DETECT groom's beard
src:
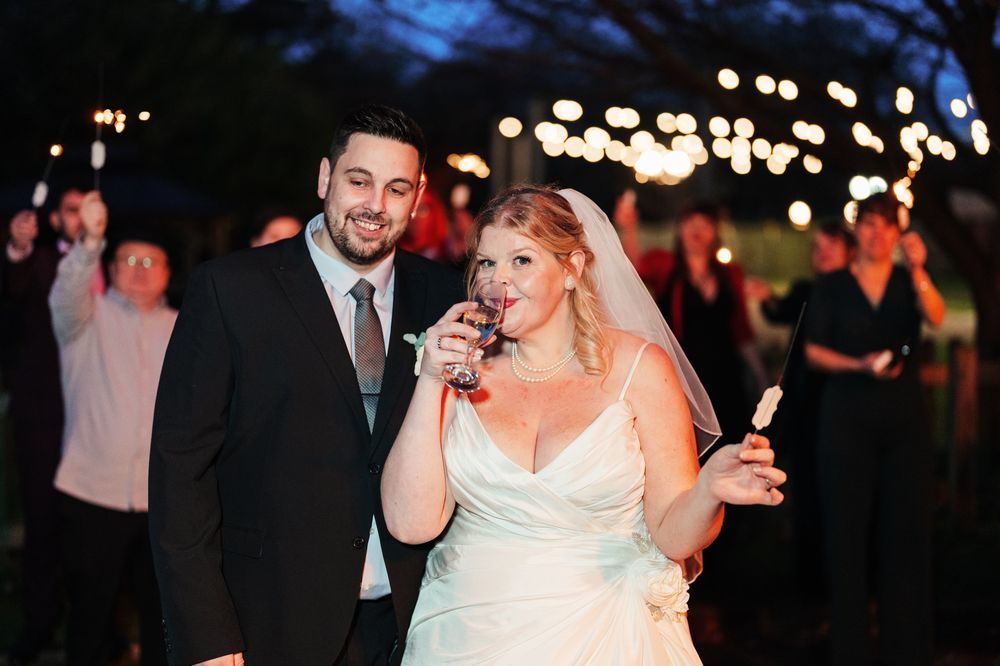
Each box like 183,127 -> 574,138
323,204 -> 406,266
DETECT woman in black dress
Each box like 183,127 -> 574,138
805,194 -> 945,665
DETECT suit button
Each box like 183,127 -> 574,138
369,463 -> 382,475
353,536 -> 367,549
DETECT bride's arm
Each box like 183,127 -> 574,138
631,345 -> 721,560
632,345 -> 785,561
381,301 -> 478,544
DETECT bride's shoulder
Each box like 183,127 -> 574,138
606,329 -> 672,372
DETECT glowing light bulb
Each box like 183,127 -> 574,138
778,80 -> 798,100
718,68 -> 739,90
788,201 -> 811,228
708,116 -> 730,138
755,75 -> 776,94
552,100 -> 583,121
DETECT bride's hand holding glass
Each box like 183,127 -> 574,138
419,300 -> 482,380
441,281 -> 506,392
420,282 -> 506,392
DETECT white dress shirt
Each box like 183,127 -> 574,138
304,214 -> 394,600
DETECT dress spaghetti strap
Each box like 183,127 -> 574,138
618,342 -> 652,401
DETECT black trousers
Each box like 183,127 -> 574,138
8,414 -> 63,659
817,386 -> 933,666
335,596 -> 399,666
58,493 -> 168,666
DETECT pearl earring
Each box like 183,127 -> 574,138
565,276 -> 575,290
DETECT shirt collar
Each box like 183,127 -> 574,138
304,213 -> 395,297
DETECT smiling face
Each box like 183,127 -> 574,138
474,225 -> 579,339
315,133 -> 424,272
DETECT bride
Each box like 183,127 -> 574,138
381,186 -> 786,664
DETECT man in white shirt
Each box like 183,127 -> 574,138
51,191 -> 175,665
150,104 -> 464,665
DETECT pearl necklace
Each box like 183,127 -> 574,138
510,342 -> 577,383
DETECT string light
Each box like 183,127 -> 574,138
565,136 -> 586,157
498,117 -> 523,138
718,68 -> 739,89
605,107 -> 624,127
630,130 -> 655,151
552,100 -> 583,121
896,87 -> 914,114
675,113 -> 697,134
708,116 -> 730,138
605,140 -> 625,161
619,108 -> 640,129
583,127 -> 611,149
777,80 -> 798,100
542,141 -> 565,157
712,137 -> 733,159
788,201 -> 811,228
733,118 -> 755,138
807,124 -> 826,144
656,112 -> 677,133
755,75 -> 776,94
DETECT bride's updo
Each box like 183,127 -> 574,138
466,184 -> 609,375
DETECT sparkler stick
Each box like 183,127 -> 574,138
32,117 -> 68,209
751,302 -> 807,433
92,64 -> 106,191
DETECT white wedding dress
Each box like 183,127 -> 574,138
404,345 -> 702,665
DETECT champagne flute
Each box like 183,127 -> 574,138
442,281 -> 506,392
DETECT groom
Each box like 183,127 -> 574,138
149,104 -> 463,665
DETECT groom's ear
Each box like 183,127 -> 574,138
316,157 -> 332,200
408,173 -> 428,219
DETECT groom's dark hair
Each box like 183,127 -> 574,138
328,104 -> 427,171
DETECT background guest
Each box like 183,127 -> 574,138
399,187 -> 449,261
1,187 -> 102,664
805,193 -> 944,665
249,209 -> 303,248
618,196 -> 768,443
49,191 -> 175,666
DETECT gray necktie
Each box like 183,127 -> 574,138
349,279 -> 385,433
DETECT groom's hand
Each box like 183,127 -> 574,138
194,654 -> 244,666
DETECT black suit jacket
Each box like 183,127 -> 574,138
0,242 -> 65,420
149,232 -> 463,665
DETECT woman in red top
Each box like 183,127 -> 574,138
619,197 -> 766,443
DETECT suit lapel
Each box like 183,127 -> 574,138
271,236 -> 369,434
370,255 -> 426,457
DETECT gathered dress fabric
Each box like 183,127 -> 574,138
404,345 -> 701,665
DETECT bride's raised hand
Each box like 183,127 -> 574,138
420,301 -> 482,380
699,433 -> 786,506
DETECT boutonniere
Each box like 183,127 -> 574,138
402,331 -> 427,376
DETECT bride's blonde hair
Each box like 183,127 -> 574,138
465,185 -> 609,376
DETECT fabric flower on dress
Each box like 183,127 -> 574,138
403,331 -> 427,376
630,531 -> 691,622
